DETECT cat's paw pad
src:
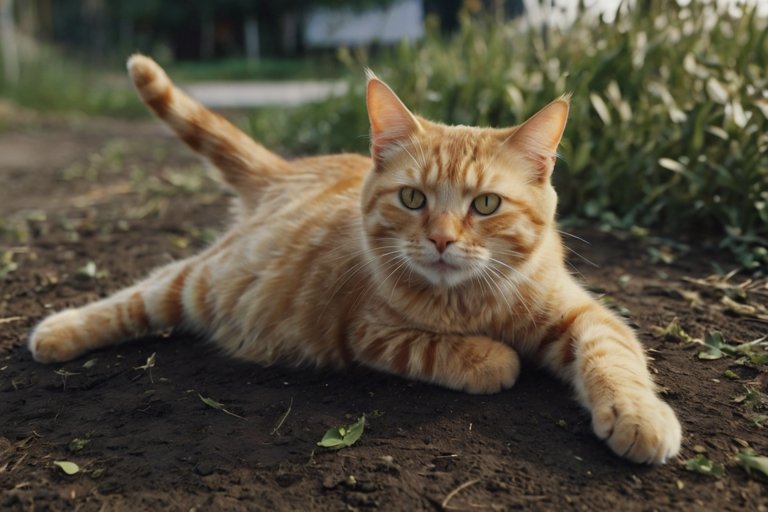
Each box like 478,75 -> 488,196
29,309 -> 86,363
592,392 -> 682,464
461,340 -> 520,395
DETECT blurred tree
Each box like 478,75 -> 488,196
0,0 -> 19,84
18,0 -> 402,61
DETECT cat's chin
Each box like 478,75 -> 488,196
416,261 -> 473,288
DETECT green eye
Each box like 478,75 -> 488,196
472,193 -> 501,215
399,187 -> 426,210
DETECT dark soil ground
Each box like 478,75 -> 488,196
1,107 -> 767,511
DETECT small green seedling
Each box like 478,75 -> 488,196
698,332 -> 768,363
683,455 -> 724,477
698,331 -> 728,360
317,415 -> 365,450
198,393 -> 245,420
737,451 -> 768,478
68,438 -> 89,453
134,352 -> 156,382
53,460 -> 80,475
134,352 -> 156,371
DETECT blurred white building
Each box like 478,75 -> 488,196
305,0 -> 424,48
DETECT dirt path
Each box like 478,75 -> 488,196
0,114 -> 766,511
182,80 -> 348,108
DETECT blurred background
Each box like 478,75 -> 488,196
0,0 -> 766,269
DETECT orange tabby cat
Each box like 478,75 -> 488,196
29,55 -> 681,464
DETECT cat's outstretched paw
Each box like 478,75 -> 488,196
29,309 -> 86,363
459,339 -> 520,395
592,392 -> 682,464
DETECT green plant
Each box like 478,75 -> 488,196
0,46 -> 144,117
249,1 -> 768,268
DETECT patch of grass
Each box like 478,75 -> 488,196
248,1 -> 768,268
0,46 -> 144,117
166,56 -> 345,82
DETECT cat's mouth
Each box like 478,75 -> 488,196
429,260 -> 458,272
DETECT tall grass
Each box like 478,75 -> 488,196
249,1 -> 768,269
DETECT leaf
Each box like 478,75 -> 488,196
751,414 -> 768,428
698,331 -> 728,360
705,77 -> 729,104
0,250 -> 18,280
68,438 -> 89,453
721,296 -> 758,317
737,451 -> 768,478
658,158 -> 687,174
77,261 -> 98,280
653,317 -> 693,343
317,415 -> 366,450
53,460 -> 80,475
198,393 -> 245,420
589,93 -> 612,125
683,455 -> 724,477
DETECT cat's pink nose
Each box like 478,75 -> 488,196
429,235 -> 455,253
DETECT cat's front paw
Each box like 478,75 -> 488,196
592,392 -> 682,464
459,339 -> 520,395
29,309 -> 87,363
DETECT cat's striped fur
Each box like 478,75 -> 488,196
29,55 -> 681,464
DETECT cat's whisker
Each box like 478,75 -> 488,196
485,259 -> 535,322
479,265 -> 513,314
563,245 -> 600,268
387,258 -> 412,302
322,250 -> 406,317
558,230 -> 591,245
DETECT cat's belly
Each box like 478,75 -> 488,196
194,205 -> 366,368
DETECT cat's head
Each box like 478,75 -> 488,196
360,72 -> 569,289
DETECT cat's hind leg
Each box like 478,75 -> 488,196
29,259 -> 199,363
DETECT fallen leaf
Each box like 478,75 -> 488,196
736,451 -> 768,478
683,455 -> 724,477
317,416 -> 365,450
53,460 -> 80,475
68,438 -> 89,453
653,317 -> 693,343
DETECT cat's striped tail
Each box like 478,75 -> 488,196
127,54 -> 289,208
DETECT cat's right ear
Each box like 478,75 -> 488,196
365,70 -> 422,163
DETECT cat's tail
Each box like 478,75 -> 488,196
127,54 -> 289,208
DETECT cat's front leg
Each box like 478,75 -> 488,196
537,296 -> 682,464
350,321 -> 520,394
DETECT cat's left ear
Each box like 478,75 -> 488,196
507,95 -> 570,182
366,70 -> 423,163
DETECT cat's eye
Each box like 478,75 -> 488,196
472,193 -> 501,215
399,187 -> 426,210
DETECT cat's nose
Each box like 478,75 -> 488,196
429,235 -> 455,253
